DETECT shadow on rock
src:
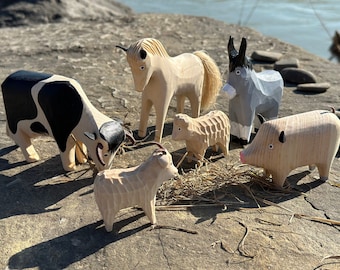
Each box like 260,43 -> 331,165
7,216 -> 149,270
0,155 -> 93,219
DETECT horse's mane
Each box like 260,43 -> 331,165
128,38 -> 169,59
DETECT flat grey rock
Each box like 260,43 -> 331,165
274,58 -> 300,71
296,82 -> 330,93
280,67 -> 317,84
251,50 -> 283,62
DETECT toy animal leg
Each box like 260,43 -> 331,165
103,209 -> 118,232
10,127 -> 40,162
187,94 -> 200,118
153,99 -> 171,142
316,163 -> 330,181
138,98 -> 153,138
217,143 -> 229,156
59,136 -> 77,171
143,198 -> 156,225
75,141 -> 88,164
176,95 -> 186,113
270,170 -> 289,189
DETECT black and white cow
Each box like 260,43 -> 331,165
1,70 -> 129,171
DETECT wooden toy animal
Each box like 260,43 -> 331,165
222,36 -> 283,144
172,110 -> 230,162
117,38 -> 222,142
94,143 -> 178,232
240,110 -> 340,188
1,70 -> 131,171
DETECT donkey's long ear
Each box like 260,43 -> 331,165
228,36 -> 238,59
239,37 -> 247,64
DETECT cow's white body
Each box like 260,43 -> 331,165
240,110 -> 340,188
172,110 -> 230,162
94,148 -> 178,232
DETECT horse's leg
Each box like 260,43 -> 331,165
187,92 -> 201,118
138,97 -> 153,138
176,95 -> 186,113
153,97 -> 171,142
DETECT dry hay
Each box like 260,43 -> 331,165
156,159 -> 271,207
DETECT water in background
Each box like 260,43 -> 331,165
118,0 -> 340,61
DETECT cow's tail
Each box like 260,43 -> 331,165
194,50 -> 222,111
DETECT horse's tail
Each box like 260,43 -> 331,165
194,50 -> 222,111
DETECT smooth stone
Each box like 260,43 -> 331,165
251,50 -> 283,62
280,67 -> 317,84
274,58 -> 300,71
296,82 -> 330,93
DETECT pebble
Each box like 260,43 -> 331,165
296,82 -> 330,93
274,58 -> 299,71
251,50 -> 283,62
280,67 -> 317,84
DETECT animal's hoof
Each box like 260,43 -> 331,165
27,154 -> 40,162
63,163 -> 77,171
138,130 -> 147,138
319,176 -> 328,182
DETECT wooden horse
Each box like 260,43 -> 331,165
222,36 -> 283,144
117,38 -> 222,142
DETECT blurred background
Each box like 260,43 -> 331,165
117,0 -> 340,61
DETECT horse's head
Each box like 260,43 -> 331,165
222,36 -> 254,99
117,38 -> 169,92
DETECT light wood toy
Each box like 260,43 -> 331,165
172,110 -> 230,162
116,38 -> 222,142
1,70 -> 132,171
222,36 -> 283,144
240,110 -> 340,188
94,143 -> 178,232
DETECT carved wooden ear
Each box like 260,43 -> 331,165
140,49 -> 147,59
239,37 -> 247,64
257,114 -> 266,125
228,36 -> 237,58
157,153 -> 169,168
116,45 -> 128,52
84,132 -> 96,141
279,131 -> 286,143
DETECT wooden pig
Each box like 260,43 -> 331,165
172,110 -> 230,162
116,38 -> 222,142
94,144 -> 178,232
1,70 -> 130,171
240,110 -> 340,188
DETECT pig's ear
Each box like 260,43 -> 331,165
279,131 -> 286,143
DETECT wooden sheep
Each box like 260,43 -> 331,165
222,36 -> 283,144
240,110 -> 340,188
94,144 -> 178,232
116,38 -> 222,142
1,70 -> 132,171
172,110 -> 230,162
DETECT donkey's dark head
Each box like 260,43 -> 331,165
228,36 -> 252,72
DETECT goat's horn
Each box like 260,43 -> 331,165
116,45 -> 128,52
149,141 -> 164,149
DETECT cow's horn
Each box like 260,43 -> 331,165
116,45 -> 128,52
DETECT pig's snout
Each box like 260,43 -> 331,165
240,151 -> 246,163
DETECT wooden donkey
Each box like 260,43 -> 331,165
117,38 -> 222,142
222,36 -> 283,145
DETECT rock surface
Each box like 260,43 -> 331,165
280,67 -> 318,84
251,50 -> 283,62
0,2 -> 340,270
274,58 -> 300,71
296,82 -> 331,93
